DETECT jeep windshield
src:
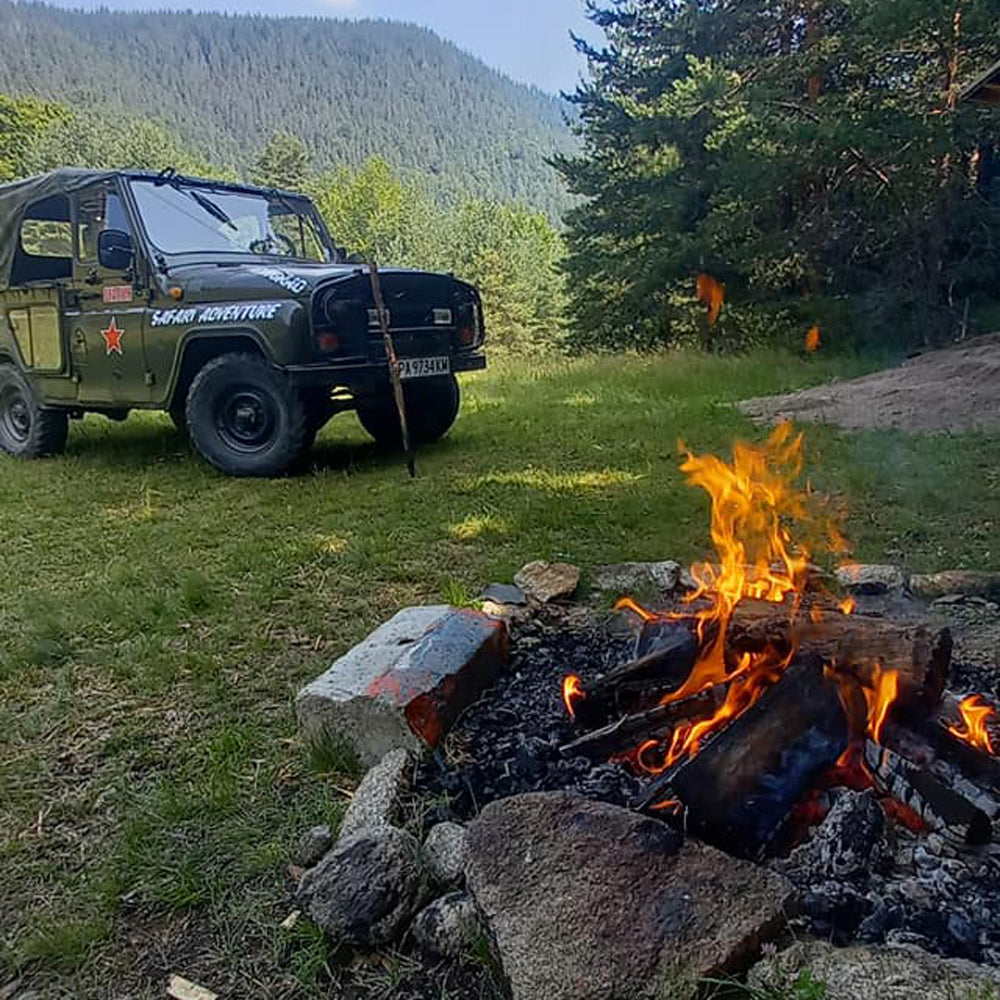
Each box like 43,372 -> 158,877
129,178 -> 334,262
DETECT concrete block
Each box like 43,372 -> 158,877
296,606 -> 508,768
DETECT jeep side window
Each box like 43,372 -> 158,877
77,186 -> 134,265
12,195 -> 73,285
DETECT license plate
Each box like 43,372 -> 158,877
398,356 -> 450,380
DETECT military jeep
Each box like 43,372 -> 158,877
0,168 -> 486,476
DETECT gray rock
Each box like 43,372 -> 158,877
749,940 -> 1000,1000
296,605 -> 508,768
338,748 -> 411,842
480,583 -> 527,605
410,891 -> 481,960
836,564 -> 906,594
592,561 -> 682,595
423,821 -> 468,886
910,570 -> 1000,601
297,826 -> 426,949
297,825 -> 334,868
465,792 -> 796,1000
513,561 -> 580,603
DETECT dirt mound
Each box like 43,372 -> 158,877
739,335 -> 1000,433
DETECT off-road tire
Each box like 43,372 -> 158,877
356,374 -> 460,449
185,352 -> 307,477
301,388 -> 340,448
168,400 -> 188,435
0,363 -> 69,459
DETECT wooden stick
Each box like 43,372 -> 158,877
369,261 -> 415,478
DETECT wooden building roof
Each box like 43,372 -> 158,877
960,59 -> 1000,106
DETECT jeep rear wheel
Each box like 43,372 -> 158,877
356,375 -> 460,449
0,364 -> 68,459
185,353 -> 307,477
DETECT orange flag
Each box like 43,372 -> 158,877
696,274 -> 725,326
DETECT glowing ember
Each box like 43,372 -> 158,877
805,325 -> 822,352
650,798 -> 683,815
562,674 -> 585,721
839,596 -> 856,615
949,695 -> 997,755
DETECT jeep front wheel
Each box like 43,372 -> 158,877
356,375 -> 460,449
185,353 -> 307,477
0,364 -> 68,459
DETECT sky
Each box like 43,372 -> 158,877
45,0 -> 603,94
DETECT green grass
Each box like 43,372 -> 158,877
2,348 -> 999,997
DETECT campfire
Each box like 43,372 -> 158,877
557,424 -> 999,857
411,423 -> 1000,963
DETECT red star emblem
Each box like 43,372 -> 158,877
101,317 -> 125,356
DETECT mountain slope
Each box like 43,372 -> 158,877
0,2 -> 576,216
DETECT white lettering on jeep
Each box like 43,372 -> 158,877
251,267 -> 310,295
150,301 -> 285,327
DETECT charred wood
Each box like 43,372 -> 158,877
559,684 -> 728,761
573,623 -> 698,727
863,741 -> 992,845
914,717 -> 1000,801
645,657 -> 849,859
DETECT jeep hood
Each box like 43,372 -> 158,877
165,259 -> 471,301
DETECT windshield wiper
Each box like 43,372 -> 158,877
186,188 -> 238,231
154,169 -> 238,231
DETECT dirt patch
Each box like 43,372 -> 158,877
739,335 -> 1000,433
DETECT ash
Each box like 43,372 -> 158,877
414,605 -> 1000,968
780,784 -> 1000,966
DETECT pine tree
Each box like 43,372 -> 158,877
557,0 -> 1000,350
250,132 -> 311,192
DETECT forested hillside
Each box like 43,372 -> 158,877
0,1 -> 574,217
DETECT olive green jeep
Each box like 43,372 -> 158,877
0,168 -> 486,476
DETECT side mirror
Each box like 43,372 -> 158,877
98,229 -> 134,271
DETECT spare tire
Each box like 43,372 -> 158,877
356,375 -> 460,449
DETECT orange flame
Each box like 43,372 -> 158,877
865,666 -> 899,745
805,325 -> 821,352
696,274 -> 725,326
562,674 -> 585,721
949,695 -> 996,755
625,424 -> 845,772
838,596 -> 856,615
613,596 -> 660,622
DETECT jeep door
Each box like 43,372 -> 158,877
68,181 -> 150,405
2,193 -> 76,403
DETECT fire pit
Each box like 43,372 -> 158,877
293,423 -> 1000,998
416,425 -> 1000,966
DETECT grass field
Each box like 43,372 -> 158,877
2,348 -> 1000,997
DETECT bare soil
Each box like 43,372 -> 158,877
739,335 -> 1000,433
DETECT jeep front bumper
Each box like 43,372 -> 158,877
281,352 -> 487,388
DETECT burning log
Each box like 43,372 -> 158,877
715,601 -> 951,714
914,697 -> 1000,798
559,683 -> 728,761
863,741 -> 992,845
572,623 -> 698,727
640,657 -> 849,859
